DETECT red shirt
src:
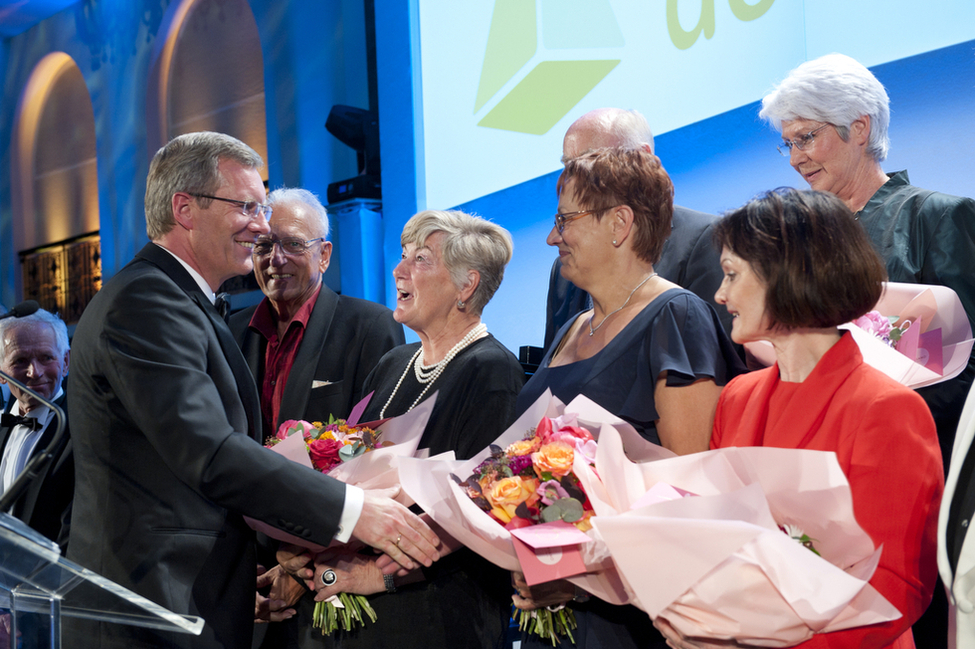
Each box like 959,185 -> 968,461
248,285 -> 322,439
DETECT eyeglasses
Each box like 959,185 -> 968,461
253,237 -> 325,256
777,124 -> 831,156
554,207 -> 615,233
189,193 -> 272,221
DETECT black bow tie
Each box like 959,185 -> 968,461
0,413 -> 42,431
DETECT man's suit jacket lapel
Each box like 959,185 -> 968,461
15,392 -> 66,522
135,244 -> 263,441
278,286 -> 338,429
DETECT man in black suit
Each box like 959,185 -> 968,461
66,132 -> 439,649
0,308 -> 71,548
230,187 -> 403,439
545,108 -> 734,351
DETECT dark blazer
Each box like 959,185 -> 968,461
544,204 -> 733,349
66,243 -> 348,649
230,286 -> 404,436
0,391 -> 72,549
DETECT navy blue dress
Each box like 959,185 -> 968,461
516,288 -> 744,649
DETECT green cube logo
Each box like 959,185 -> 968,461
475,0 -> 622,135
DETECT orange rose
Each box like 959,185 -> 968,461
532,441 -> 575,478
486,476 -> 539,523
506,438 -> 539,457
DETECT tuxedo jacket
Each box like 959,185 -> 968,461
544,204 -> 733,351
229,285 -> 403,436
0,391 -> 72,548
66,243 -> 348,649
939,382 -> 975,649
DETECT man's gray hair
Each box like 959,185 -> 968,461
145,131 -> 265,240
760,53 -> 890,162
267,188 -> 329,238
401,210 -> 513,317
0,309 -> 69,365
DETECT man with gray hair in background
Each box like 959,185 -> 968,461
546,108 -> 733,353
0,307 -> 72,548
229,188 -> 404,647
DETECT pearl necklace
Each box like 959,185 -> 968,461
589,272 -> 657,336
380,322 -> 488,418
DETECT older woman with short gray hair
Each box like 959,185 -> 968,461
761,52 -> 975,459
302,209 -> 523,649
761,52 -> 975,649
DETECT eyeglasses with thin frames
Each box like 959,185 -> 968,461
554,207 -> 616,233
189,193 -> 273,221
777,124 -> 831,157
252,237 -> 326,257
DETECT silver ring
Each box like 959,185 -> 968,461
321,569 -> 337,587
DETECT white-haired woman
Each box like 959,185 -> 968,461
760,52 -> 975,440
760,53 -> 975,647
301,210 -> 524,649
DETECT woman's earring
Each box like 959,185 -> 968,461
613,240 -> 617,246
457,300 -> 465,308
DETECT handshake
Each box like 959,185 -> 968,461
255,486 -> 446,623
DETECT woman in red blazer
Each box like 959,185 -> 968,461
656,188 -> 943,649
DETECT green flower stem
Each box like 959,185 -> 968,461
515,606 -> 577,646
312,593 -> 378,635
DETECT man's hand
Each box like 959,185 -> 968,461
510,572 -> 575,610
254,564 -> 297,623
352,486 -> 441,572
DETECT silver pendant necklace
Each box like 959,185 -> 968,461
588,272 -> 657,336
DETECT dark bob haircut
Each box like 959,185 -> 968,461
712,188 -> 887,330
557,147 -> 673,265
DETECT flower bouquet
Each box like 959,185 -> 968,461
746,281 -> 974,388
398,391 -> 672,644
246,393 -> 436,635
584,428 -> 903,646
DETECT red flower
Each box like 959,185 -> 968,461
308,438 -> 344,473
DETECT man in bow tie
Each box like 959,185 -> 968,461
0,308 -> 72,548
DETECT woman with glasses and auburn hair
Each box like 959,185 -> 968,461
513,147 -> 744,649
300,210 -> 524,649
655,188 -> 943,649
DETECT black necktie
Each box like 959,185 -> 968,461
215,293 -> 231,322
0,413 -> 41,431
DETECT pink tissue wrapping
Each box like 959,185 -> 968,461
243,392 -> 437,550
589,437 -> 901,646
746,281 -> 974,389
398,391 -> 670,604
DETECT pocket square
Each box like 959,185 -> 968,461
312,380 -> 335,389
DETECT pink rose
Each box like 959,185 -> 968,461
276,419 -> 315,441
853,311 -> 892,338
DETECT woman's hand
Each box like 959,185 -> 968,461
510,572 -> 576,610
311,549 -> 386,601
653,618 -> 753,649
